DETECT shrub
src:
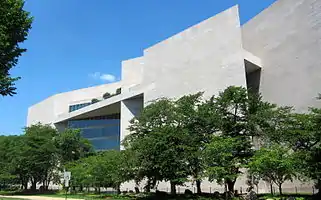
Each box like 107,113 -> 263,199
91,98 -> 100,104
116,88 -> 121,95
103,92 -> 112,99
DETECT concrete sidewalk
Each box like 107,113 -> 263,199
0,195 -> 83,200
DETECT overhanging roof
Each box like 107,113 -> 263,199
54,88 -> 145,124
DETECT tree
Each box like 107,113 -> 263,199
55,129 -> 93,165
248,145 -> 296,195
262,107 -> 321,194
125,98 -> 190,194
65,159 -> 89,192
66,150 -> 132,194
0,136 -> 22,189
23,124 -> 59,191
204,136 -> 252,193
0,0 -> 33,96
209,86 -> 268,192
174,92 -> 218,194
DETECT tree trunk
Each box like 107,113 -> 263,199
278,184 -> 282,195
270,182 -> 273,195
224,183 -> 228,200
226,179 -> 236,193
256,184 -> 259,194
196,180 -> 202,194
170,181 -> 176,195
316,179 -> 321,196
145,179 -> 151,193
134,186 -> 140,193
31,181 -> 37,191
116,184 -> 121,194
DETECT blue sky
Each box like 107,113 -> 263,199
0,0 -> 277,135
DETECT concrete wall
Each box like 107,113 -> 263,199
121,57 -> 144,92
242,0 -> 321,111
120,96 -> 144,149
27,82 -> 122,126
142,5 -> 247,102
27,96 -> 55,126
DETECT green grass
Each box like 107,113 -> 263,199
36,193 -> 131,199
0,198 -> 27,200
37,193 -> 86,199
258,193 -> 314,200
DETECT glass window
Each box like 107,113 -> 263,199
90,138 -> 120,151
81,126 -> 120,138
68,119 -> 120,129
69,102 -> 92,113
68,116 -> 120,151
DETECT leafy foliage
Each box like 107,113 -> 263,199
54,129 -> 93,165
125,98 -> 190,194
248,145 -> 296,195
204,136 -> 252,191
66,150 -> 132,193
206,86 -> 269,192
0,0 -> 33,96
1,86 -> 321,197
91,98 -> 100,103
116,87 -> 121,95
0,123 -> 93,191
103,92 -> 111,99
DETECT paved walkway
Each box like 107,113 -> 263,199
0,195 -> 83,200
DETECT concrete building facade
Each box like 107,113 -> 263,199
27,0 -> 320,193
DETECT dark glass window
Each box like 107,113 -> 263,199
67,115 -> 120,151
69,102 -> 92,112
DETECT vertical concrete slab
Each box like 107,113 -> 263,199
242,0 -> 321,111
120,97 -> 144,149
142,5 -> 247,102
121,57 -> 144,93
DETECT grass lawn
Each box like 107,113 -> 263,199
1,191 -> 318,200
36,193 -> 130,199
0,198 -> 27,200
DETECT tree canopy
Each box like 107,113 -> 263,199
1,85 -> 321,197
248,145 -> 296,195
0,124 -> 92,191
0,0 -> 33,96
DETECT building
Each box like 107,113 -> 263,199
27,0 -> 320,192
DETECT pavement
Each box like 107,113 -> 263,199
0,195 -> 83,200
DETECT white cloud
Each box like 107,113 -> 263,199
100,74 -> 116,82
89,72 -> 116,83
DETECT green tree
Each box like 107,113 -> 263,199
0,136 -> 22,189
23,123 -> 59,191
65,159 -> 89,192
66,150 -> 132,194
209,86 -> 268,192
262,107 -> 321,194
55,129 -> 93,165
175,92 -> 218,194
0,0 -> 33,96
125,98 -> 189,194
248,145 -> 296,195
204,136 -> 252,193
